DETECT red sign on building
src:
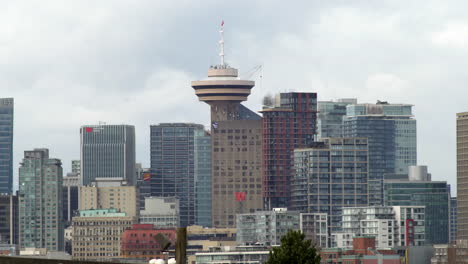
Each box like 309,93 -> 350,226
85,127 -> 93,133
235,192 -> 246,201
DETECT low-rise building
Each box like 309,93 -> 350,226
187,225 -> 237,264
71,209 -> 136,261
300,213 -> 328,248
140,197 -> 180,228
120,224 -> 176,261
196,245 -> 270,264
333,206 -> 425,249
321,236 -> 401,264
236,208 -> 300,246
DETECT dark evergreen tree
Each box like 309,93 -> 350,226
266,230 -> 320,264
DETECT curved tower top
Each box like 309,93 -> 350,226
191,21 -> 255,104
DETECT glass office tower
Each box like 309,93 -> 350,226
0,98 -> 13,194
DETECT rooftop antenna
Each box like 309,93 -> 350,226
219,20 -> 225,66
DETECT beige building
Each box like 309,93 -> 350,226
79,185 -> 138,217
192,62 -> 263,227
71,209 -> 136,261
187,225 -> 237,263
457,112 -> 468,240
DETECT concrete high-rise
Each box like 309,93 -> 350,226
80,124 -> 136,186
261,92 -> 317,209
18,149 -> 64,251
191,23 -> 262,227
0,98 -> 13,195
150,123 -> 206,227
457,112 -> 468,240
343,101 -> 416,205
292,138 -> 369,246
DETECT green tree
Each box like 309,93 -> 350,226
266,230 -> 321,264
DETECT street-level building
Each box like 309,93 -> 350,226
236,208 -> 300,246
139,197 -> 180,228
196,245 -> 270,264
71,209 -> 136,261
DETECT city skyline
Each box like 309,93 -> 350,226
2,1 -> 467,195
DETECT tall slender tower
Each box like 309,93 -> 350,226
192,22 -> 263,227
457,112 -> 468,239
0,98 -> 13,195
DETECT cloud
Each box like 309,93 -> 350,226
1,0 -> 466,194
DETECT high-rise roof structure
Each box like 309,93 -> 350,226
191,23 -> 263,227
457,112 -> 468,240
261,92 -> 318,209
18,148 -> 64,251
0,98 -> 14,195
80,124 -> 136,186
317,98 -> 356,139
343,101 -> 417,205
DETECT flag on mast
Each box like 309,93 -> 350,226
221,20 -> 224,27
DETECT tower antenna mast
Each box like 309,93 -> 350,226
219,20 -> 225,66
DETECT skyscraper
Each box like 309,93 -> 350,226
18,149 -> 64,251
261,92 -> 317,209
191,23 -> 263,227
343,101 -> 416,205
317,98 -> 356,139
292,138 -> 369,246
457,112 -> 468,240
150,123 -> 206,227
0,98 -> 13,195
80,124 -> 136,186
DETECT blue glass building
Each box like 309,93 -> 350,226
343,102 -> 416,205
384,168 -> 449,244
0,98 -> 13,195
195,134 -> 212,227
150,123 -> 209,227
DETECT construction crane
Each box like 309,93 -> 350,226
241,65 -> 263,80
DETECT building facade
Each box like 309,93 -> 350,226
300,213 -> 328,248
120,224 -> 176,261
0,98 -> 13,195
192,59 -> 263,228
450,197 -> 457,243
62,172 -> 80,226
384,167 -> 450,244
292,138 -> 368,246
261,92 -> 318,209
71,209 -> 136,260
0,194 -> 18,245
457,112 -> 468,240
80,124 -> 136,186
317,98 -> 356,139
196,246 -> 270,264
334,206 -> 425,249
139,197 -> 179,228
79,184 -> 138,217
195,133 -> 212,227
150,123 -> 206,227
236,208 -> 300,246
343,102 -> 416,205
18,149 -> 64,251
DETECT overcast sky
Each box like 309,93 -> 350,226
2,0 -> 466,194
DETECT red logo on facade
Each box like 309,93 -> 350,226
235,192 -> 246,201
85,127 -> 93,133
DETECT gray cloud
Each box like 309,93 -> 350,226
1,0 -> 464,194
